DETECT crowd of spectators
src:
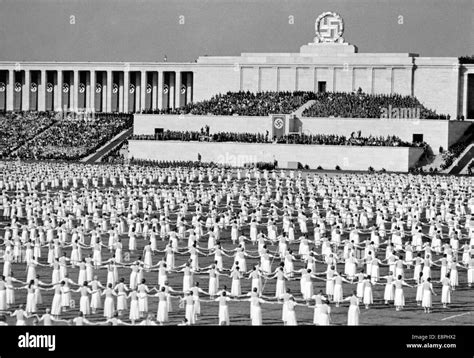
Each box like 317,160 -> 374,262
138,89 -> 447,119
0,111 -> 58,157
148,91 -> 318,116
131,129 -> 423,147
11,113 -> 133,161
302,89 -> 448,119
439,124 -> 474,170
128,159 -> 224,169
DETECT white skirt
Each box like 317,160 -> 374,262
157,301 -> 168,322
318,312 -> 330,326
231,279 -> 241,296
91,291 -> 102,309
117,293 -> 128,311
347,305 -> 360,326
275,280 -> 285,298
363,287 -> 373,305
129,300 -> 139,321
80,296 -> 91,315
356,282 -> 364,298
394,288 -> 405,307
286,310 -> 297,326
0,290 -> 6,310
51,293 -> 61,315
326,280 -> 334,296
26,292 -> 36,313
421,290 -> 432,308
218,305 -> 229,325
103,296 -> 115,318
384,284 -> 395,301
209,277 -> 218,296
333,283 -> 343,303
138,293 -> 148,312
251,306 -> 262,326
185,304 -> 195,324
441,286 -> 451,304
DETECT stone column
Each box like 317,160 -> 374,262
56,70 -> 63,111
106,70 -> 112,112
90,70 -> 95,113
6,69 -> 14,111
123,70 -> 129,113
38,70 -> 46,111
169,72 -> 175,109
463,71 -> 469,119
102,72 -> 108,112
294,67 -> 298,91
313,67 -> 318,92
370,67 -> 375,94
331,67 -> 336,92
118,72 -> 124,112
175,71 -> 181,108
390,67 -> 394,94
157,71 -> 163,110
73,70 -> 79,112
22,70 -> 30,111
85,71 -> 90,110
140,70 -> 146,111
152,72 -> 158,111
186,72 -> 192,104
135,72 -> 141,113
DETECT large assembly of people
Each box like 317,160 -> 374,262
0,161 -> 472,326
144,90 -> 448,119
132,129 -> 424,148
1,112 -> 133,161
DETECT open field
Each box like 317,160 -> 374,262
0,166 -> 473,326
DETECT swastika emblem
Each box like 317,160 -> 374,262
274,118 -> 284,129
315,12 -> 344,43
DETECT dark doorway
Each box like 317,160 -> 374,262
154,128 -> 163,139
468,74 -> 474,119
413,134 -> 423,143
318,81 -> 327,93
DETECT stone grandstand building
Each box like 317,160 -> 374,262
0,11 -> 473,119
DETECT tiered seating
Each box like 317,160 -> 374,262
13,114 -> 133,160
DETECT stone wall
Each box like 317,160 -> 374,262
128,140 -> 424,172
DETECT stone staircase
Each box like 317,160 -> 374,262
446,142 -> 474,174
81,128 -> 133,163
292,100 -> 316,117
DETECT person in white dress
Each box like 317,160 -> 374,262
421,277 -> 437,313
343,291 -> 360,326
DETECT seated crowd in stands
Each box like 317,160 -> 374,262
131,129 -> 423,147
0,111 -> 59,157
141,89 -> 447,119
148,91 -> 317,116
8,113 -> 133,160
302,89 -> 448,119
440,124 -> 474,169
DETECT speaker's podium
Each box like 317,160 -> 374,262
270,114 -> 303,169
